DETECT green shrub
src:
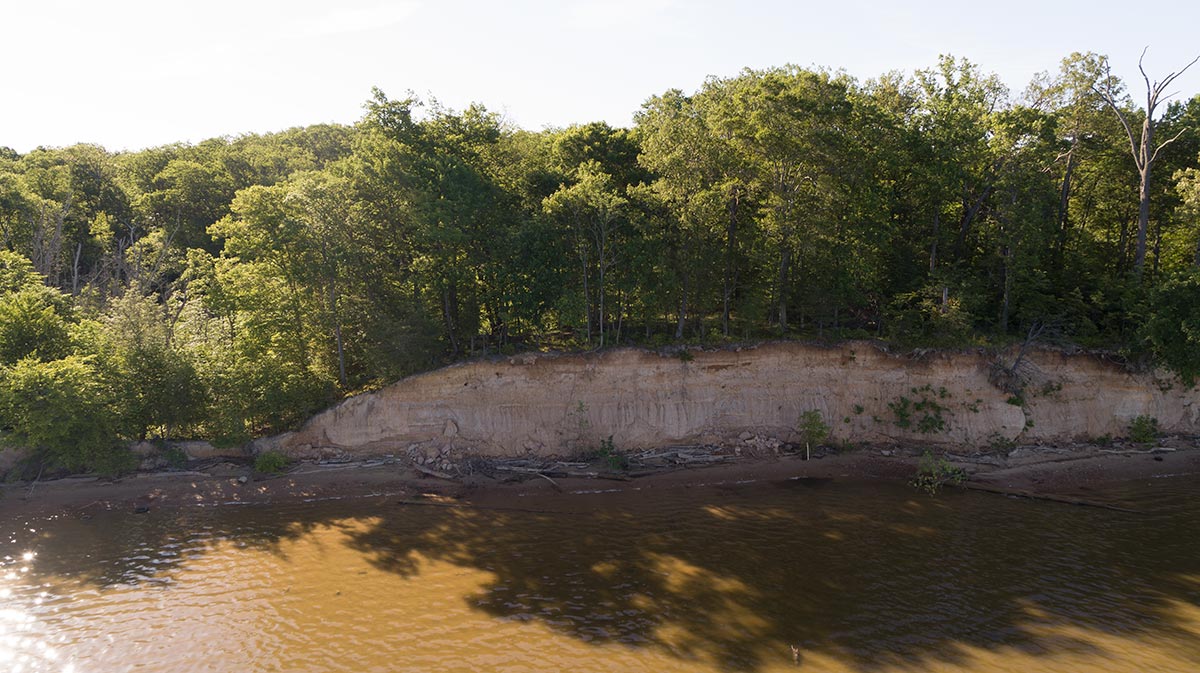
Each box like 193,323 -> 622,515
888,385 -> 949,433
910,450 -> 966,495
92,449 -> 139,477
885,286 -> 974,348
796,409 -> 830,460
163,446 -> 189,469
597,436 -> 627,471
1128,415 -> 1159,445
254,450 -> 291,474
987,433 -> 1015,452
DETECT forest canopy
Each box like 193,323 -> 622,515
2,52 -> 1199,473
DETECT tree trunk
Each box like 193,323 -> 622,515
953,185 -> 994,259
675,274 -> 689,340
285,274 -> 310,368
929,210 -> 940,273
777,246 -> 790,331
597,246 -> 606,348
1000,246 -> 1012,333
579,247 -> 591,345
722,188 -> 741,337
72,242 -> 83,295
615,289 -> 624,345
1114,217 -> 1126,271
331,281 -> 346,387
1055,146 -> 1076,263
1134,163 -> 1151,276
441,283 -> 459,356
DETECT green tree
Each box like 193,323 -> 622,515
98,290 -> 206,440
796,409 -> 830,460
0,355 -> 127,473
543,161 -> 629,346
0,287 -> 73,365
1140,269 -> 1200,386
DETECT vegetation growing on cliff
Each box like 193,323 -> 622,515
2,52 -> 1199,472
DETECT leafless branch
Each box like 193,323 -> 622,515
1156,54 -> 1200,93
1150,126 -> 1191,164
1138,46 -> 1152,99
1094,82 -> 1140,164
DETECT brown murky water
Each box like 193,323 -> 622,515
2,475 -> 1199,672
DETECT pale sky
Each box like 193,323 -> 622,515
2,0 -> 1199,153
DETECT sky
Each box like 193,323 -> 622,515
2,0 -> 1199,153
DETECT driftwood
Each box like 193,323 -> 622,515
494,465 -> 630,482
958,481 -> 1141,514
478,444 -> 733,485
493,465 -> 547,474
533,472 -> 563,491
412,464 -> 455,480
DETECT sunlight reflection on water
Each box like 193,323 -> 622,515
1,476 -> 1198,673
1,551 -> 74,673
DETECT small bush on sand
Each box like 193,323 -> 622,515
254,451 -> 290,474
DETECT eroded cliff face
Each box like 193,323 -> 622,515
271,342 -> 1200,459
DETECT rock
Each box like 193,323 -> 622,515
0,446 -> 28,478
139,456 -> 167,471
237,475 -> 249,484
248,434 -> 288,456
179,441 -> 249,461
443,420 -> 459,437
738,431 -> 753,441
880,449 -> 894,457
318,447 -> 346,461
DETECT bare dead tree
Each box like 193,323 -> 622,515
1094,48 -> 1200,278
29,200 -> 69,284
989,320 -> 1060,395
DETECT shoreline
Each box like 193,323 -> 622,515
3,438 -> 1197,519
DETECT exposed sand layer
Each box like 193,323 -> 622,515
5,342 -> 1198,517
259,342 -> 1200,462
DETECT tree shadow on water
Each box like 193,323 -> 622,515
14,477 -> 1200,671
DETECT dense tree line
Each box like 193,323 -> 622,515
2,53 -> 1199,473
